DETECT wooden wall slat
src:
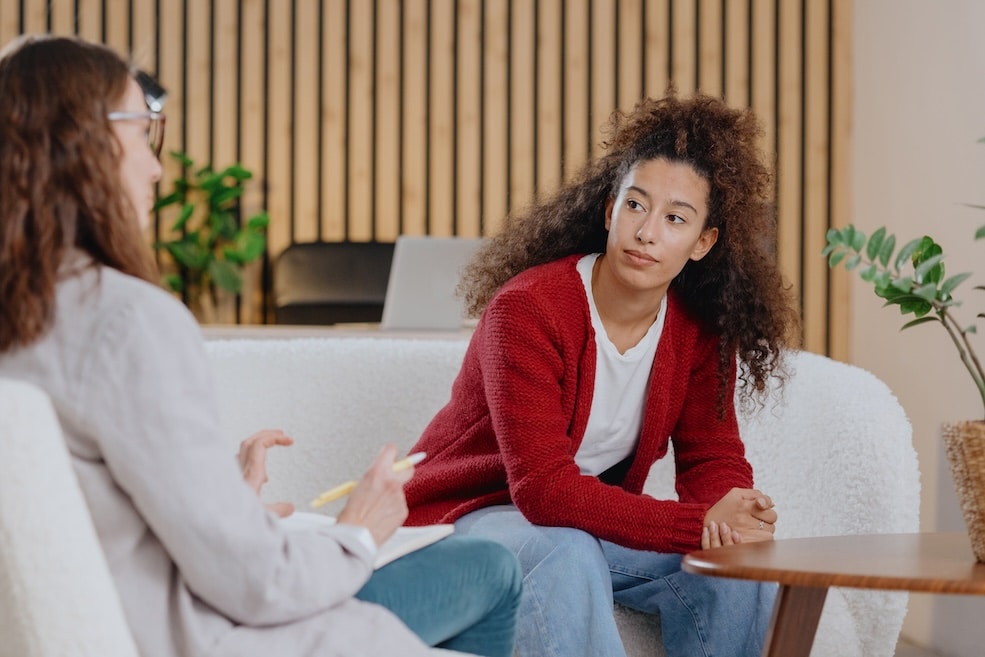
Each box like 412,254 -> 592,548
750,0 -> 776,163
401,0 -> 428,236
643,0 -> 670,99
76,0 -> 102,44
213,0 -> 239,169
157,0 -> 184,224
456,0 -> 483,237
131,0 -> 157,70
723,0 -> 749,107
482,0 -> 509,234
293,0 -> 320,244
802,0 -> 831,354
670,0 -> 697,94
239,0 -> 267,324
776,0 -> 804,323
321,0 -> 348,241
696,0 -> 722,97
509,0 -> 535,209
104,0 -> 130,56
265,0 -> 292,256
563,0 -> 590,180
0,0 -> 854,352
376,0 -> 403,241
0,1 -> 20,47
23,0 -> 47,34
828,0 -> 854,361
536,0 -> 563,198
617,0 -> 644,112
590,0 -> 616,157
185,1 -> 212,161
429,0 -> 456,237
348,0 -> 375,242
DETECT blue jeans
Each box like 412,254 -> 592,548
356,534 -> 521,657
456,505 -> 776,657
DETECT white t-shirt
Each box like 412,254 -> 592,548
573,254 -> 666,476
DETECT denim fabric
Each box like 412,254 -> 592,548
456,505 -> 776,657
356,535 -> 522,657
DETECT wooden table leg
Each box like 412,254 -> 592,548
761,584 -> 828,657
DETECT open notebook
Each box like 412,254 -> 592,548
381,235 -> 484,330
281,512 -> 454,569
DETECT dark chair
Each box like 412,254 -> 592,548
272,241 -> 395,325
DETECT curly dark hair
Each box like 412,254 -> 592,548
0,35 -> 157,352
460,92 -> 801,405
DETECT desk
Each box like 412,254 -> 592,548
681,533 -> 985,657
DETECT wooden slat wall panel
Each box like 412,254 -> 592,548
456,0 -> 483,237
0,0 -> 852,358
828,0 -> 853,360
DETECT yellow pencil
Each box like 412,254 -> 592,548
309,452 -> 426,508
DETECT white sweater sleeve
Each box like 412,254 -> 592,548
79,292 -> 375,625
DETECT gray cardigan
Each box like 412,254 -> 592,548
0,257 -> 432,657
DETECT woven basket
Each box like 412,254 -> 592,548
941,420 -> 985,563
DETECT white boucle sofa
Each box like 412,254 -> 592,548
202,335 -> 921,657
0,334 -> 919,657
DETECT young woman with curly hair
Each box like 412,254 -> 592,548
404,92 -> 801,657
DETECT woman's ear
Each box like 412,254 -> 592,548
689,227 -> 719,261
604,197 -> 615,231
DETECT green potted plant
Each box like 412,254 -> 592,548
824,219 -> 985,560
153,151 -> 269,323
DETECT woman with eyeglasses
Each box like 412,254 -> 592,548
0,34 -> 520,657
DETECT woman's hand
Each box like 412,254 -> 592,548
701,487 -> 777,549
336,444 -> 413,547
238,429 -> 295,518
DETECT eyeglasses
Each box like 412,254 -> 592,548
107,111 -> 166,159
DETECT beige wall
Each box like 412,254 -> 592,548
853,1 -> 985,654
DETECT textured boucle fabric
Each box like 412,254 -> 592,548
203,336 -> 918,657
0,378 -> 139,657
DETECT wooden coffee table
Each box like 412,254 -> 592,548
681,532 -> 985,657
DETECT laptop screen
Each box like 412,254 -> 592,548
381,236 -> 484,331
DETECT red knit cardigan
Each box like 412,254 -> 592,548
404,255 -> 753,553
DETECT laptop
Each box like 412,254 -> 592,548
381,235 -> 484,331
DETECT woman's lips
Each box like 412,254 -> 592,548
626,249 -> 656,264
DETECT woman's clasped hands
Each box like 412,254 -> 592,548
701,487 -> 777,549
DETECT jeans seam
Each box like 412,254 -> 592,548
664,574 -> 713,657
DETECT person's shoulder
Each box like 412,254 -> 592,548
501,254 -> 583,295
72,264 -> 201,346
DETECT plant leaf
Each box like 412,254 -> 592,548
977,224 -> 985,240
829,250 -> 847,267
941,272 -> 972,297
901,316 -> 940,330
913,253 -> 944,284
845,254 -> 862,271
912,282 -> 939,303
859,264 -> 878,282
894,237 -> 923,271
877,234 -> 896,267
208,259 -> 243,294
866,227 -> 886,261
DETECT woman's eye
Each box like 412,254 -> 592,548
627,199 -> 642,210
668,214 -> 685,224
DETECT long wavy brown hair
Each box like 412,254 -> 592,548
0,34 -> 157,352
461,92 -> 801,405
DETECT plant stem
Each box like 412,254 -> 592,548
937,305 -> 985,418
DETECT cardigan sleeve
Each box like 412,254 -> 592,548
78,291 -> 376,625
669,334 -> 754,506
478,285 -> 710,553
